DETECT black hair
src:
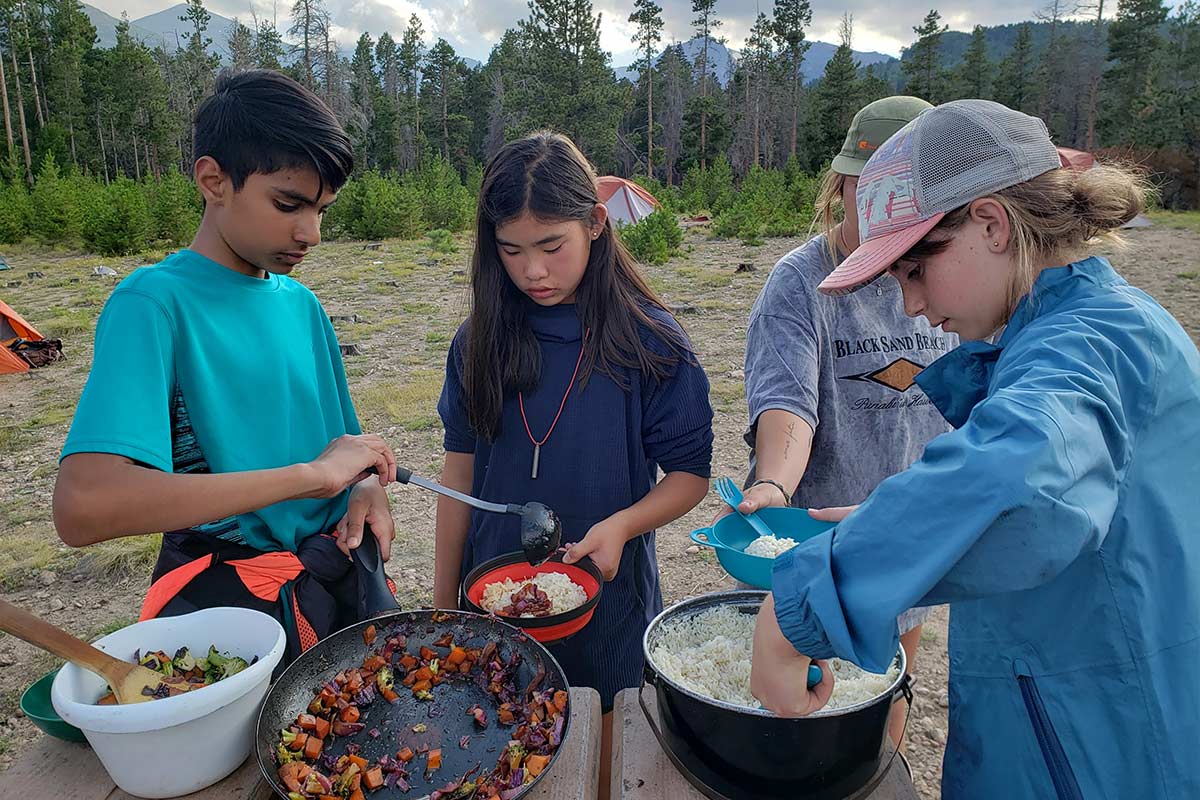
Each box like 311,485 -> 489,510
464,131 -> 690,442
193,69 -> 354,194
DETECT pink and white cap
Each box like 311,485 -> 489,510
818,99 -> 1063,296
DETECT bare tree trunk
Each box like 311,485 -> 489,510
9,44 -> 32,184
132,131 -> 141,180
646,63 -> 654,178
441,76 -> 449,161
0,47 -> 14,159
700,30 -> 709,170
790,66 -> 799,159
145,142 -> 154,180
19,3 -> 44,128
97,106 -> 109,183
1085,0 -> 1104,149
69,120 -> 77,166
110,117 -> 118,176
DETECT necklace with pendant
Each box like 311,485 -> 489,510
518,329 -> 589,479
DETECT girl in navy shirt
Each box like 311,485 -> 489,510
435,131 -> 713,791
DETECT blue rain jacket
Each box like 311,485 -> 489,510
772,257 -> 1200,799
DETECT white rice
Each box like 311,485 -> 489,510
481,572 -> 587,617
744,535 -> 800,559
649,605 -> 899,711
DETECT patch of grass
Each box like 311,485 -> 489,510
0,425 -> 22,454
1,498 -> 42,526
709,379 -> 745,410
425,330 -> 449,345
0,527 -> 65,588
353,371 -> 444,430
31,405 -> 74,427
1147,209 -> 1200,234
674,265 -> 733,289
697,299 -> 739,312
1177,272 -> 1198,280
402,302 -> 438,315
77,533 -> 162,581
741,235 -> 765,247
37,308 -> 96,337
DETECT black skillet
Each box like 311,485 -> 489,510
255,608 -> 572,799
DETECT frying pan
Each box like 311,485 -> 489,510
255,609 -> 572,798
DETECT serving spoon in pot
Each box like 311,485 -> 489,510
395,467 -> 563,565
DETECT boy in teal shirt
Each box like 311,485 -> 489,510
54,70 -> 397,660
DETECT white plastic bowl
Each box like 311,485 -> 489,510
51,607 -> 286,798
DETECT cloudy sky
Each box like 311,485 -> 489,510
89,0 -> 1119,67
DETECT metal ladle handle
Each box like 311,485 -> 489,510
396,467 -> 523,517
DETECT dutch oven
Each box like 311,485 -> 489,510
641,591 -> 912,800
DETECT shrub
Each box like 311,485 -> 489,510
84,176 -> 154,255
618,208 -> 684,265
427,228 -> 457,253
147,169 -> 201,245
30,153 -> 83,245
0,182 -> 32,244
418,156 -> 472,232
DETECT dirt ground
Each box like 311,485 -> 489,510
1,216 -> 1198,797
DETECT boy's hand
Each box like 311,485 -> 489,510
336,479 -> 395,560
305,434 -> 397,498
563,516 -> 632,581
808,505 -> 858,523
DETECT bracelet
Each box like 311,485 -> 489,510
749,479 -> 792,505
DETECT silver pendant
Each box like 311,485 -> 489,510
531,444 -> 540,480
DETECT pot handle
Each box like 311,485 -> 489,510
874,672 -> 916,786
689,528 -> 735,552
636,681 -> 731,800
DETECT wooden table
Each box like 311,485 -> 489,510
8,687 -> 601,800
612,689 -> 919,800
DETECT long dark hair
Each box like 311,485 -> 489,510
464,131 -> 688,442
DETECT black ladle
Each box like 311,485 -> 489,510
396,467 -> 563,566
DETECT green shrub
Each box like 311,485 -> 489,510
679,155 -> 735,216
347,171 -> 426,240
631,175 -> 682,214
618,208 -> 684,265
147,169 -> 201,245
84,176 -> 154,255
0,182 -> 32,244
427,228 -> 457,253
30,153 -> 83,245
418,156 -> 472,232
713,166 -> 805,240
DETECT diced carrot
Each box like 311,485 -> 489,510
313,716 -> 331,740
348,754 -> 369,771
348,773 -> 362,791
303,735 -> 324,760
334,671 -> 348,686
278,761 -> 311,793
553,690 -> 568,713
320,795 -> 341,800
98,692 -> 117,705
458,661 -> 471,674
381,686 -> 399,703
363,624 -> 377,646
525,754 -> 551,778
427,749 -> 442,770
498,705 -> 515,724
414,666 -> 433,682
346,671 -> 364,693
288,732 -> 309,751
545,699 -> 557,718
296,713 -> 317,730
348,790 -> 366,800
339,706 -> 360,724
419,646 -> 437,661
399,654 -> 417,670
319,687 -> 337,705
412,679 -> 432,693
402,672 -> 417,687
397,746 -> 414,762
446,646 -> 467,666
363,766 -> 384,791
363,654 -> 386,672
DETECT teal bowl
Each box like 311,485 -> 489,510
690,507 -> 836,589
21,668 -> 88,743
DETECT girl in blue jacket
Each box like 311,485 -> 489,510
750,99 -> 1200,800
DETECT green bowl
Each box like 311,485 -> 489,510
20,669 -> 88,743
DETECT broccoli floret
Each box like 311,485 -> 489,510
376,666 -> 394,692
276,743 -> 298,765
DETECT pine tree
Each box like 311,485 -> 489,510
954,24 -> 991,100
772,0 -> 811,160
655,44 -> 691,184
226,19 -> 255,71
421,38 -> 471,169
254,20 -> 285,71
812,14 -> 859,171
903,9 -> 948,103
996,22 -> 1038,113
1161,2 -> 1199,205
691,0 -> 721,168
517,0 -> 622,171
289,0 -> 325,87
629,0 -> 663,177
1102,0 -> 1169,145
398,16 -> 425,169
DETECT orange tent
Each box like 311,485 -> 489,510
596,176 -> 660,225
1,299 -> 42,374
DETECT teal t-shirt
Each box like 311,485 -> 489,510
61,249 -> 361,552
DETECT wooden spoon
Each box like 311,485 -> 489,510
0,597 -> 177,704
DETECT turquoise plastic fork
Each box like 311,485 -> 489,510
715,476 -> 776,540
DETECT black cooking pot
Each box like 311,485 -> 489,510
641,591 -> 912,800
